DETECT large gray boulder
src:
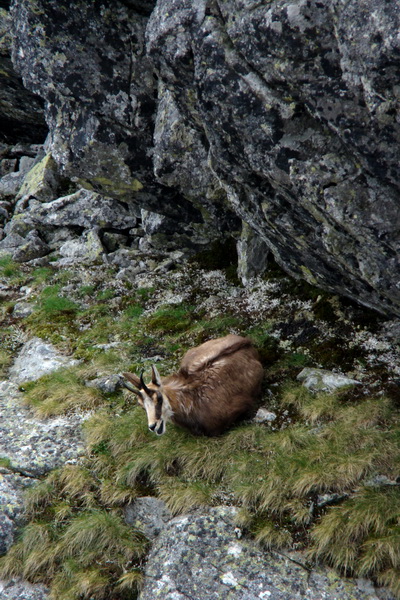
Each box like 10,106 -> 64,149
146,0 -> 400,316
139,506 -> 390,600
9,0 -> 209,229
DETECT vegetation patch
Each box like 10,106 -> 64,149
1,250 -> 400,599
144,304 -> 196,334
3,381 -> 398,598
0,464 -> 149,599
0,255 -> 23,282
20,367 -> 104,417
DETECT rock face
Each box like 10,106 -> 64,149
8,337 -> 79,383
9,0 -> 233,235
6,0 -> 400,314
146,0 -> 400,316
0,5 -> 47,143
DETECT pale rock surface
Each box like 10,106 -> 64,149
8,337 -> 79,383
297,367 -> 362,392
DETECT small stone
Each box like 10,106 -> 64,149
12,302 -> 34,318
253,408 -> 277,423
297,368 -> 361,392
85,374 -> 123,394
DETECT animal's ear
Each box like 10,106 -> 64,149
122,372 -> 142,393
151,365 -> 162,386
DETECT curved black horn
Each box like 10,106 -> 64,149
140,370 -> 152,395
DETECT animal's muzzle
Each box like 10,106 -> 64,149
149,421 -> 165,435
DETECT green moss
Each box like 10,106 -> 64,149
40,294 -> 79,316
31,266 -> 55,285
91,175 -> 143,197
0,457 -> 12,469
77,285 -> 96,298
248,326 -> 281,364
96,289 -> 115,301
24,286 -> 81,344
144,304 -> 196,335
123,304 -> 144,320
0,255 -> 24,282
0,349 -> 12,378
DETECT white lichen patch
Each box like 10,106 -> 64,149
227,542 -> 243,557
221,571 -> 239,587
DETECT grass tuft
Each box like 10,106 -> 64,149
21,368 -> 103,417
0,255 -> 23,281
310,487 -> 400,579
144,304 -> 196,334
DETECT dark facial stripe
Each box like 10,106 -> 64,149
155,392 -> 163,420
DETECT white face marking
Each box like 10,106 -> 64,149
141,391 -> 166,435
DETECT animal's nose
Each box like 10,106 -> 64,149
148,423 -> 157,431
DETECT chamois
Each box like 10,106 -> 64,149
123,334 -> 264,436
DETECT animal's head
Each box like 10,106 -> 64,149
122,366 -> 172,435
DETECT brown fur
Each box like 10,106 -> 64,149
123,334 -> 264,436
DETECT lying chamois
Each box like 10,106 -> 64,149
123,334 -> 264,436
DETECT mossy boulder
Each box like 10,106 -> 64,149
17,154 -> 59,202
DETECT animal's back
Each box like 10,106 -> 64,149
170,335 -> 264,435
179,334 -> 255,375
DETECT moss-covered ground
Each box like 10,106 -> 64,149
0,249 -> 399,599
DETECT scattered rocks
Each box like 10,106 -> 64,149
297,368 -> 362,392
